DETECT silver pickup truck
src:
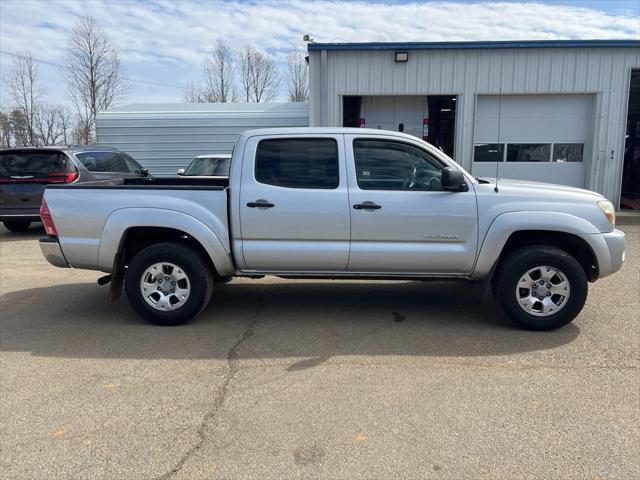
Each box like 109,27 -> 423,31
39,128 -> 625,330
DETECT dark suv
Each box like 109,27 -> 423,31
0,146 -> 149,232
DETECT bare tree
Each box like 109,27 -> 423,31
3,51 -> 42,145
34,105 -> 73,146
202,40 -> 236,102
9,109 -> 29,146
286,46 -> 309,102
184,41 -> 236,103
58,109 -> 74,145
237,46 -> 280,103
71,118 -> 93,145
183,80 -> 204,103
0,112 -> 12,148
66,16 -> 127,144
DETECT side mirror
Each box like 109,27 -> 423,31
177,168 -> 185,175
141,168 -> 149,177
441,167 -> 468,192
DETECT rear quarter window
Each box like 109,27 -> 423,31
76,151 -> 132,173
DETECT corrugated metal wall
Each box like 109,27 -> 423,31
309,46 -> 640,206
96,102 -> 309,175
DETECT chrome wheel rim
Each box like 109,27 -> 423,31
515,266 -> 570,317
140,262 -> 190,311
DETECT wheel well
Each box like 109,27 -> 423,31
497,230 -> 599,281
119,227 -> 218,276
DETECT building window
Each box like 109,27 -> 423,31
255,138 -> 339,189
474,143 -> 504,162
553,143 -> 584,162
506,144 -> 551,162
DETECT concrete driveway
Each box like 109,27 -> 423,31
1,223 -> 638,479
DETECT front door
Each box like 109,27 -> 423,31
345,135 -> 478,275
239,135 -> 350,272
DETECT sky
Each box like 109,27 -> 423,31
0,0 -> 639,111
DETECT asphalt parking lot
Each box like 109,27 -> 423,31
1,223 -> 638,480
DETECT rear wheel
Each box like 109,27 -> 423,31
494,245 -> 588,331
3,221 -> 30,232
125,242 -> 213,326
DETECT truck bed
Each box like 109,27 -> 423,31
44,177 -> 231,272
47,176 -> 229,190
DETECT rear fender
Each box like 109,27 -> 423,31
98,208 -> 234,276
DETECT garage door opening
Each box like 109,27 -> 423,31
342,95 -> 457,157
621,70 -> 640,210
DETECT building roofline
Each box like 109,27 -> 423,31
307,39 -> 640,52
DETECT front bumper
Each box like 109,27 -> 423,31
602,228 -> 626,276
39,237 -> 69,268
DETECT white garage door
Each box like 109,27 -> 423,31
361,96 -> 427,139
472,94 -> 594,187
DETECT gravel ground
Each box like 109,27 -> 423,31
1,223 -> 638,479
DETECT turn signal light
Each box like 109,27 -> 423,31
597,200 -> 616,227
40,198 -> 58,236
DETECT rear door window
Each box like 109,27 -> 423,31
76,151 -> 134,173
255,138 -> 339,189
0,151 -> 72,178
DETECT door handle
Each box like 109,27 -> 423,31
353,202 -> 382,210
247,200 -> 275,208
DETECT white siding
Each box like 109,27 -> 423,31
309,46 -> 640,205
96,103 -> 309,175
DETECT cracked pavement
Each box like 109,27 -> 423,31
1,223 -> 639,479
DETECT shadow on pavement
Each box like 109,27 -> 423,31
0,280 -> 579,361
0,223 -> 45,242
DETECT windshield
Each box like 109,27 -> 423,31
0,151 -> 72,178
184,157 -> 231,176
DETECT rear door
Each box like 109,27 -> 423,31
238,134 -> 350,272
74,151 -> 144,180
345,135 -> 478,274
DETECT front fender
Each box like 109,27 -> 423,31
98,208 -> 234,275
471,211 -> 601,279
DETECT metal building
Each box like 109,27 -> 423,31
96,102 -> 309,175
308,40 -> 640,208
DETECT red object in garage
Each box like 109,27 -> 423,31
422,117 -> 429,140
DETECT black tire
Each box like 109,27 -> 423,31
125,242 -> 213,326
493,245 -> 588,331
3,221 -> 31,232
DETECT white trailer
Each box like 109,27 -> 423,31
95,102 -> 309,175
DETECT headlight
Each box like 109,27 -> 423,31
597,200 -> 615,226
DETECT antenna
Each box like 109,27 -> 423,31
494,87 -> 502,193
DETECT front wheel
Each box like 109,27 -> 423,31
125,242 -> 213,325
494,245 -> 588,331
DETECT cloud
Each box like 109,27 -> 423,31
1,0 -> 638,107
